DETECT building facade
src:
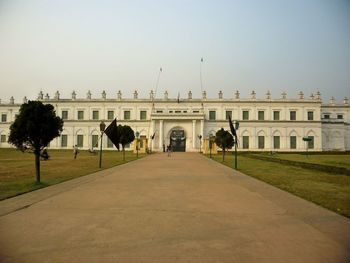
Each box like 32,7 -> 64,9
0,90 -> 349,152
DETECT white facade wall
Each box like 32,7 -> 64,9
0,93 -> 349,152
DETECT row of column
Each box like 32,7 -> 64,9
149,119 -> 205,150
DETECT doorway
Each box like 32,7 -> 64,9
170,129 -> 186,152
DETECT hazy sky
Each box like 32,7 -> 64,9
0,0 -> 349,103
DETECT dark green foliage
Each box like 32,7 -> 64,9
215,128 -> 234,161
117,125 -> 135,161
8,101 -> 63,182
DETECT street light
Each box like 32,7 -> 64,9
99,121 -> 106,168
135,131 -> 140,158
198,135 -> 202,153
234,121 -> 239,170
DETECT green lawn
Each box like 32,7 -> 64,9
209,153 -> 350,218
0,148 -> 144,200
258,153 -> 350,170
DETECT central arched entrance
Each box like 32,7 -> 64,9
170,129 -> 186,152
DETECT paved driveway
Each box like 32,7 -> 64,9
0,153 -> 349,262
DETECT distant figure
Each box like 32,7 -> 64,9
163,143 -> 166,152
167,144 -> 171,157
73,145 -> 79,159
41,148 -> 49,160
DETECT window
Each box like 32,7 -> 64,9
61,135 -> 67,147
124,110 -> 130,120
169,111 -> 173,113
77,111 -> 84,120
243,136 -> 249,149
258,136 -> 265,149
107,111 -> 114,120
307,111 -> 314,121
225,111 -> 232,120
1,114 -> 7,122
273,136 -> 280,149
273,111 -> 280,121
290,136 -> 297,149
61,110 -> 68,120
258,111 -> 264,120
77,135 -> 84,147
92,111 -> 99,120
107,138 -> 114,148
337,114 -> 343,119
156,110 -> 163,113
193,110 -> 199,113
308,136 -> 314,149
140,111 -> 147,120
242,111 -> 249,120
324,114 -> 330,119
92,135 -> 99,148
209,111 -> 216,120
1,135 -> 6,143
175,110 -> 181,113
183,110 -> 187,113
290,111 -> 296,120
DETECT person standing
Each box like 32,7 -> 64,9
73,145 -> 79,159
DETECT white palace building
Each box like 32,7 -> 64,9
0,90 -> 349,152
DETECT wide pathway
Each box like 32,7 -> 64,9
0,153 -> 350,262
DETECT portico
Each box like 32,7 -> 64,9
150,111 -> 205,152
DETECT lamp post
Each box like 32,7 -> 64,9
135,131 -> 140,158
198,135 -> 202,153
99,121 -> 106,168
234,121 -> 240,170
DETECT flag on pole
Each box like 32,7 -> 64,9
177,92 -> 180,103
228,116 -> 237,143
104,119 -> 120,150
201,58 -> 203,62
151,132 -> 156,140
160,67 -> 162,72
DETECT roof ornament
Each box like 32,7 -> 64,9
330,96 -> 335,105
134,90 -> 138,99
281,91 -> 287,99
218,90 -> 223,99
45,93 -> 50,100
234,90 -> 240,99
251,91 -> 256,100
188,90 -> 192,100
298,91 -> 304,100
72,91 -> 76,100
23,96 -> 28,103
316,91 -> 321,101
87,90 -> 92,100
102,90 -> 106,99
10,96 -> 14,104
117,90 -> 122,100
202,91 -> 207,100
54,91 -> 60,100
37,91 -> 43,100
164,91 -> 168,100
343,97 -> 348,105
149,90 -> 154,100
266,90 -> 271,100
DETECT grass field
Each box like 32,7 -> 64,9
250,152 -> 350,170
209,152 -> 350,218
0,148 -> 144,200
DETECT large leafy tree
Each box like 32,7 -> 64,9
117,125 -> 135,161
8,101 -> 63,183
215,128 -> 234,162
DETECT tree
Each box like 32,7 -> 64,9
117,125 -> 135,161
215,128 -> 234,162
8,101 -> 63,183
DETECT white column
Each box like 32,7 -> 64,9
159,120 -> 163,149
192,120 -> 196,149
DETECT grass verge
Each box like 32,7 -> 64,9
208,153 -> 350,218
0,149 -> 145,200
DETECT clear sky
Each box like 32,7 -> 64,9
0,0 -> 349,103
